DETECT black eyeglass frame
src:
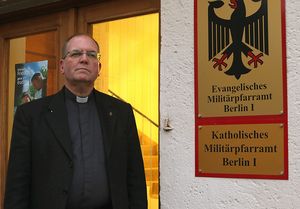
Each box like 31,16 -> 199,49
63,50 -> 101,61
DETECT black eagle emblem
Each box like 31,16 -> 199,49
208,0 -> 269,79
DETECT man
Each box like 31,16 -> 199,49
4,34 -> 147,209
31,72 -> 45,99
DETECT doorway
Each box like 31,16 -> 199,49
92,13 -> 159,209
0,1 -> 160,208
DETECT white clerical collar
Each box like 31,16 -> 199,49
76,96 -> 89,103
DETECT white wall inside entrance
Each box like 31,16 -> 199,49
160,0 -> 300,208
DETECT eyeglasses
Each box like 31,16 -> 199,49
63,50 -> 101,61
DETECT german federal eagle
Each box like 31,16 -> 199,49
208,0 -> 269,79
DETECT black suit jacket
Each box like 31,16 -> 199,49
4,88 -> 147,209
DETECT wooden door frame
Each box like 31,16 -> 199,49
77,0 -> 160,33
0,0 -> 107,24
0,9 -> 76,207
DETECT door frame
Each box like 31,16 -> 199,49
77,0 -> 160,33
0,9 -> 77,206
77,1 -> 161,207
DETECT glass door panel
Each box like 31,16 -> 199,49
92,13 -> 159,209
7,31 -> 58,153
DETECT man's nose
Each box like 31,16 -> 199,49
79,53 -> 89,62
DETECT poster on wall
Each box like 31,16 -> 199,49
194,0 -> 288,179
14,60 -> 48,111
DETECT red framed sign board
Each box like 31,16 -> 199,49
194,0 -> 288,179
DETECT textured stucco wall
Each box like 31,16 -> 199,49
160,0 -> 300,208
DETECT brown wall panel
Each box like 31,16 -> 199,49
25,32 -> 57,96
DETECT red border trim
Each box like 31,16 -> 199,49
194,0 -> 288,179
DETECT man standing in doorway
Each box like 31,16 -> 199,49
4,34 -> 147,209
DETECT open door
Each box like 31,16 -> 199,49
78,1 -> 160,208
0,10 -> 76,206
92,14 -> 159,208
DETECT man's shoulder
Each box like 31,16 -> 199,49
94,90 -> 130,108
93,90 -> 135,118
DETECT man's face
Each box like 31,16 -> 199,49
32,76 -> 43,90
22,95 -> 31,104
59,35 -> 101,86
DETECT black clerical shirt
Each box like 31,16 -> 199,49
64,88 -> 111,209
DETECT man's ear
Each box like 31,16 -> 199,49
59,59 -> 65,75
98,62 -> 102,76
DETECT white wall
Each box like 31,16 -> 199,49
160,0 -> 300,208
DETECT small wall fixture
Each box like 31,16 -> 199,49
162,118 -> 173,131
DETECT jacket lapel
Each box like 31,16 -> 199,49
95,91 -> 116,158
45,89 -> 72,160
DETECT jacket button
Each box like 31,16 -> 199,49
63,188 -> 68,195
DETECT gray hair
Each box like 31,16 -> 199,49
61,33 -> 100,58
